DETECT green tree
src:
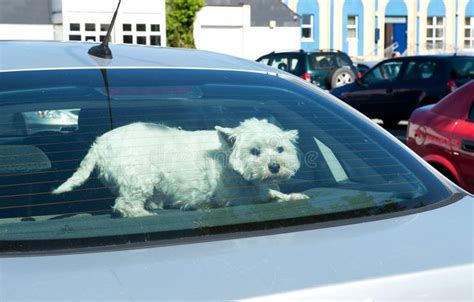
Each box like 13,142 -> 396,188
166,0 -> 205,48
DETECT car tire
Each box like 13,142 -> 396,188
329,68 -> 355,89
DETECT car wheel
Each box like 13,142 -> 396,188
330,68 -> 355,89
382,118 -> 400,128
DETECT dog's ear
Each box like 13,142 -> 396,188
285,130 -> 299,143
215,126 -> 236,147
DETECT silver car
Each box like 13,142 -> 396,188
0,41 -> 472,301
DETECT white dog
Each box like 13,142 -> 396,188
53,118 -> 309,217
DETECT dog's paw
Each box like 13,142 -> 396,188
114,207 -> 157,218
287,193 -> 310,201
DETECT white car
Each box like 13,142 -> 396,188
0,40 -> 472,301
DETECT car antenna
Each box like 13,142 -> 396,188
88,0 -> 122,59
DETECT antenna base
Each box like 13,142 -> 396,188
88,44 -> 113,59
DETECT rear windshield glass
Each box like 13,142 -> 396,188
451,57 -> 474,79
0,68 -> 455,252
309,53 -> 352,70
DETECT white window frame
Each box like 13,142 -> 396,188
120,23 -> 162,46
67,22 -> 110,43
66,22 -> 162,46
347,15 -> 358,39
346,15 -> 358,57
426,16 -> 445,50
301,14 -> 314,42
464,17 -> 474,50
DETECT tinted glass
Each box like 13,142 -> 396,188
269,54 -> 303,75
363,61 -> 403,83
309,53 -> 352,70
0,69 -> 455,252
402,61 -> 437,81
451,57 -> 474,80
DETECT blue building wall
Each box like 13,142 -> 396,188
466,0 -> 474,16
287,0 -> 463,57
428,0 -> 445,16
342,0 -> 364,56
298,0 -> 319,51
386,0 -> 407,16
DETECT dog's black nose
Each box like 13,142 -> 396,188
268,162 -> 280,174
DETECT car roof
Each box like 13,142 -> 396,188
0,41 -> 278,73
387,54 -> 473,62
432,80 -> 474,119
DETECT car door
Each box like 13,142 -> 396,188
352,60 -> 404,118
450,100 -> 474,192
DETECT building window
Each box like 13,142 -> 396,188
123,24 -> 132,31
150,35 -> 161,46
123,35 -> 133,44
137,24 -> 146,32
426,16 -> 444,50
151,24 -> 160,32
85,36 -> 96,42
85,23 -> 96,31
70,23 -> 80,31
301,14 -> 313,40
464,17 -> 474,49
137,36 -> 147,45
347,16 -> 358,39
69,35 -> 81,41
100,24 -> 110,32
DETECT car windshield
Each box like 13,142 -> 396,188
0,68 -> 456,252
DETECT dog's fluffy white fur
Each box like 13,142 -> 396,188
53,118 -> 308,217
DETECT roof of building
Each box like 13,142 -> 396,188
0,0 -> 51,24
205,0 -> 299,27
0,41 -> 279,74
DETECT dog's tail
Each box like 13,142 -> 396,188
52,143 -> 98,195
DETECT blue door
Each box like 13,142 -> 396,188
393,23 -> 407,54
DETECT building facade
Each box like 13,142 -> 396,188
194,0 -> 301,59
284,0 -> 474,60
0,0 -> 166,47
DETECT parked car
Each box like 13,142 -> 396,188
355,60 -> 378,75
407,80 -> 474,193
256,49 -> 359,90
331,55 -> 474,127
0,41 -> 473,301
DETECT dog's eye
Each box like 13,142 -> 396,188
250,148 -> 261,156
277,147 -> 284,153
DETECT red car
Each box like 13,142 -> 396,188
407,80 -> 474,193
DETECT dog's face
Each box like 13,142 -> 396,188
216,118 -> 300,183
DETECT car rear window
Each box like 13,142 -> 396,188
0,68 -> 456,253
267,54 -> 303,75
451,57 -> 474,80
309,53 -> 352,70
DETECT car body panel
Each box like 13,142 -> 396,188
1,41 -> 473,301
407,81 -> 474,193
1,195 -> 472,301
0,41 -> 276,73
